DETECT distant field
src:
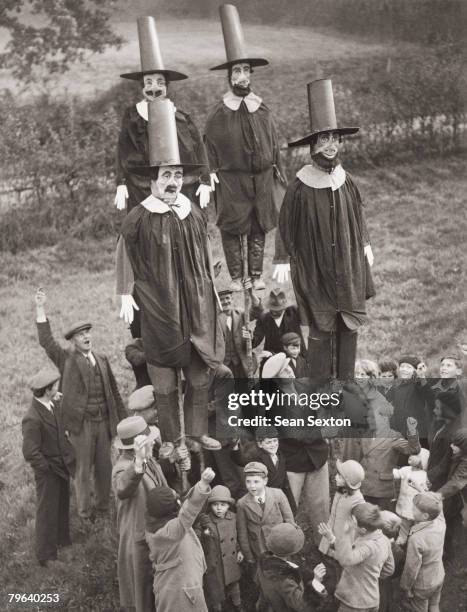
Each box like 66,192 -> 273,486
0,16 -> 399,98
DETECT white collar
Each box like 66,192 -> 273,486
36,397 -> 53,412
81,350 -> 96,366
141,193 -> 191,220
297,163 -> 346,191
273,312 -> 285,327
223,90 -> 262,113
136,99 -> 177,121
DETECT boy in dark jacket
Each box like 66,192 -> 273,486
198,485 -> 244,611
257,523 -> 327,612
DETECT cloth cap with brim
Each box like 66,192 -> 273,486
115,415 -> 160,450
146,486 -> 179,518
451,428 -> 467,453
398,355 -> 422,369
288,79 -> 359,148
120,16 -> 187,82
208,485 -> 235,505
64,322 -> 92,340
336,459 -> 365,489
281,332 -> 301,347
210,4 -> 268,71
29,368 -> 60,391
262,353 -> 290,379
244,461 -> 268,477
440,351 -> 463,365
128,385 -> 155,412
266,523 -> 305,556
218,289 -> 233,297
255,425 -> 279,440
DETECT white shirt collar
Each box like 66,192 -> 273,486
254,492 -> 266,503
136,99 -> 177,121
297,163 -> 346,191
36,397 -> 53,412
273,312 -> 285,327
140,193 -> 191,220
81,351 -> 96,366
223,90 -> 262,113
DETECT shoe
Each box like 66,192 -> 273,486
252,277 -> 265,290
229,279 -> 243,292
197,434 -> 222,451
185,438 -> 202,453
158,442 -> 175,460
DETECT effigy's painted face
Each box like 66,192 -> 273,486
151,165 -> 183,203
313,131 -> 341,159
142,72 -> 167,101
230,63 -> 251,90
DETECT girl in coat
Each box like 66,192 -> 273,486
198,485 -> 244,611
145,467 -> 215,612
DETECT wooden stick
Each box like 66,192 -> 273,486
176,368 -> 189,491
240,234 -> 253,378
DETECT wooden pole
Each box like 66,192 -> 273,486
176,368 -> 189,491
240,234 -> 253,378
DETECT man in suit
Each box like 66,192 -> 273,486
34,288 -> 127,520
22,368 -> 76,566
252,289 -> 305,357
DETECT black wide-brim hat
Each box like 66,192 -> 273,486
131,162 -> 204,178
288,78 -> 359,148
210,57 -> 269,71
120,68 -> 188,82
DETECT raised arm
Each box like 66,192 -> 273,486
35,288 -> 68,372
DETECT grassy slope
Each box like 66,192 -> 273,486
0,156 -> 466,610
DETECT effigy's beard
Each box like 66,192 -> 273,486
231,83 -> 251,97
311,152 -> 341,173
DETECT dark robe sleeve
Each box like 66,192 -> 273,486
185,113 -> 210,184
274,179 -> 302,263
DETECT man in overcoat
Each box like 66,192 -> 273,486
22,368 -> 76,565
274,79 -> 375,379
35,288 -> 126,520
205,4 -> 285,291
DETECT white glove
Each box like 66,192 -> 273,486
114,185 -> 129,210
210,172 -> 219,191
364,244 -> 374,267
196,183 -> 211,209
272,263 -> 290,283
119,294 -> 139,324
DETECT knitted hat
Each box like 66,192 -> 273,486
451,428 -> 467,454
281,332 -> 301,347
398,355 -> 421,369
29,368 -> 60,391
208,485 -> 235,505
266,523 -> 305,556
336,459 -> 365,489
413,492 -> 442,520
146,486 -> 179,518
244,461 -> 268,477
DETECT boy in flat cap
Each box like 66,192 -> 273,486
236,461 -> 294,566
22,368 -> 76,566
35,288 -> 126,520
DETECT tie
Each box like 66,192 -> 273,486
258,497 -> 265,511
85,354 -> 94,368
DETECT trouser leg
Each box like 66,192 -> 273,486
70,420 -> 93,518
129,287 -> 141,339
286,471 -> 306,509
35,470 -> 61,561
248,232 -> 266,278
221,231 -> 243,280
336,319 -> 358,380
183,349 -> 210,438
93,419 -> 112,512
57,477 -> 71,546
308,326 -> 333,379
147,364 -> 179,442
301,464 -> 331,544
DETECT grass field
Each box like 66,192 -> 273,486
0,155 -> 466,610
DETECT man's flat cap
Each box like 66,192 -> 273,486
29,368 -> 60,391
64,321 -> 92,340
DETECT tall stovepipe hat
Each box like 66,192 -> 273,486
132,99 -> 203,177
210,3 -> 269,71
120,16 -> 188,81
288,79 -> 359,147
